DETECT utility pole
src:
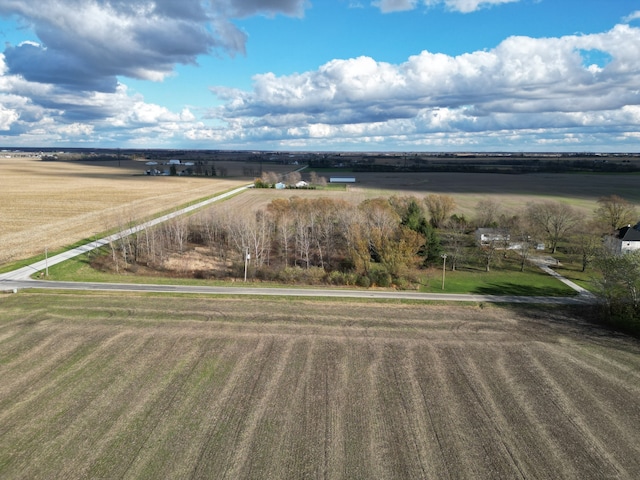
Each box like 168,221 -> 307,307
244,247 -> 250,282
441,253 -> 447,290
45,247 -> 49,277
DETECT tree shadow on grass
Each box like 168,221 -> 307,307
473,282 -> 577,297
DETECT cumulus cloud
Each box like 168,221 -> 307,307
209,24 -> 640,149
0,0 -> 309,146
0,53 -> 203,146
0,0 -> 308,92
374,0 -> 520,14
440,0 -> 518,13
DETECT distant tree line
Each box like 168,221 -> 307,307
308,158 -> 640,174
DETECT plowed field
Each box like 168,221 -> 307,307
1,293 -> 639,479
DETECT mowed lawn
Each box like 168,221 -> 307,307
1,292 -> 640,479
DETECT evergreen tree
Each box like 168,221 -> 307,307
400,201 -> 442,266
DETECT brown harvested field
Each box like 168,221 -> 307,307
1,292 -> 639,479
348,171 -> 640,216
195,173 -> 640,228
209,170 -> 640,221
0,157 -> 269,265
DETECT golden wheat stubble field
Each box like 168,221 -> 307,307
0,157 -> 252,265
1,292 -> 639,479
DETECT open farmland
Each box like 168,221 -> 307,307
1,292 -> 639,479
3,154 -> 638,267
347,171 -> 640,217
0,157 -> 258,265
211,170 -> 639,222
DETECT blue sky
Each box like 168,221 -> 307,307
0,0 -> 639,152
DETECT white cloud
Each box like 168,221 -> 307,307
623,11 -> 640,23
373,0 -> 418,13
0,0 -> 310,147
208,24 -> 640,150
374,0 -> 520,14
0,104 -> 19,130
441,0 -> 518,14
0,0 -> 309,91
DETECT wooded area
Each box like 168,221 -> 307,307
91,192 -> 640,331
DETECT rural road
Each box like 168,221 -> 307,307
0,182 -> 596,305
1,279 -> 595,304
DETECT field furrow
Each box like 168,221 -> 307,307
527,343 -> 638,477
1,293 -> 639,479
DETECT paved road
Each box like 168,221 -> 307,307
0,181 -> 596,305
1,279 -> 595,304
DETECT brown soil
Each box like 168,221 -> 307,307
0,293 -> 639,479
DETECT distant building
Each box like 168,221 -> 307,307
606,222 -> 640,254
475,228 -> 527,250
475,228 -> 510,246
329,177 -> 356,183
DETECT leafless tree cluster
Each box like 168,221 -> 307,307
101,191 -> 637,287
102,197 -> 436,285
104,215 -> 191,274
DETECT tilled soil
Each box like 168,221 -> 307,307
0,293 -> 639,479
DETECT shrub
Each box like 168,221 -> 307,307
369,266 -> 392,287
326,270 -> 359,286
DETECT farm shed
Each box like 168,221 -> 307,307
329,177 -> 356,183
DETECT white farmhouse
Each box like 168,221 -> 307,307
607,222 -> 640,254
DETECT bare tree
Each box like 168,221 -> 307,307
309,171 -> 327,187
294,204 -> 313,268
570,219 -> 602,272
266,198 -> 294,267
285,170 -> 302,186
424,194 -> 456,228
168,217 -> 189,253
509,214 -> 535,272
442,216 -> 469,271
361,198 -> 400,263
474,198 -> 503,228
526,201 -> 580,254
261,171 -> 279,186
337,205 -> 371,275
594,195 -> 637,232
477,236 -> 500,272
